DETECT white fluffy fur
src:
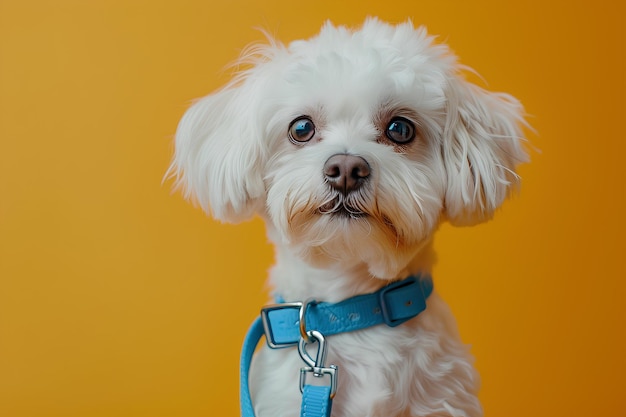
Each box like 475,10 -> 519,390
169,18 -> 528,417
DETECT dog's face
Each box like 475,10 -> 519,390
169,19 -> 527,278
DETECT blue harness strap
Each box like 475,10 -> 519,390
239,274 -> 433,417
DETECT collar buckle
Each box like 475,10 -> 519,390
260,302 -> 302,348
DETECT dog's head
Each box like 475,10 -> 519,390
169,19 -> 528,278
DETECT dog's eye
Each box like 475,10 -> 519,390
386,117 -> 416,144
288,117 -> 315,144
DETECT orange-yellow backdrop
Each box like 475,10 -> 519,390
1,1 -> 624,416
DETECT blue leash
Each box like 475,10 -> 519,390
240,317 -> 264,417
240,275 -> 433,417
301,385 -> 334,417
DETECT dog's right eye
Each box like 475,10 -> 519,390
288,117 -> 316,144
385,117 -> 416,144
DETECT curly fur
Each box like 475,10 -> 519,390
168,18 -> 528,417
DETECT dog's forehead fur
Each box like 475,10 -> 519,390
260,20 -> 453,118
288,19 -> 454,72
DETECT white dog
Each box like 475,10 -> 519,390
169,18 -> 527,417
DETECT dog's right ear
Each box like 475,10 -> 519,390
167,82 -> 266,223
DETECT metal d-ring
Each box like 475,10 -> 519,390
299,298 -> 317,343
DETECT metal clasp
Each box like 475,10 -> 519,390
298,330 -> 328,374
298,330 -> 339,399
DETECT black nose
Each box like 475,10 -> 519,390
323,154 -> 371,194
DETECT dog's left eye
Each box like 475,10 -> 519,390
288,117 -> 316,144
386,117 -> 416,144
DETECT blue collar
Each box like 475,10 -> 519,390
240,274 -> 433,417
260,274 -> 433,347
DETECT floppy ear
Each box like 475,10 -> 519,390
167,81 -> 267,223
443,77 -> 529,226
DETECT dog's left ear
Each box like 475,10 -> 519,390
442,76 -> 529,226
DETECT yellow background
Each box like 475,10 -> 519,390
1,0 -> 624,416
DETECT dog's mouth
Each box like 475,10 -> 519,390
311,195 -> 404,245
317,197 -> 367,219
